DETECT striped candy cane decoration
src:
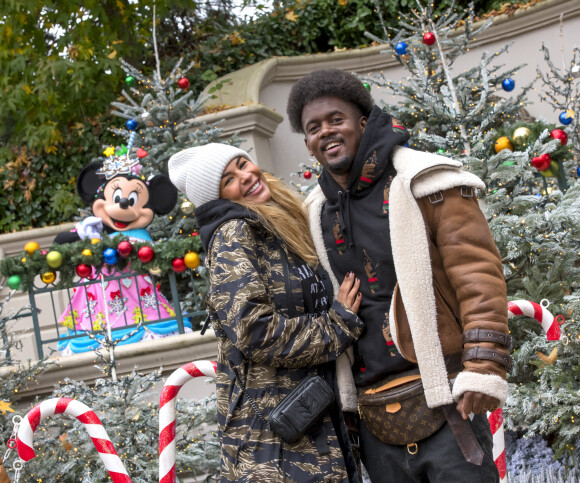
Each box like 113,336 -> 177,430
16,397 -> 132,482
489,408 -> 507,482
159,360 -> 217,483
487,299 -> 565,482
508,299 -> 563,341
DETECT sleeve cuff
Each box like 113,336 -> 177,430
330,300 -> 364,331
452,371 -> 508,407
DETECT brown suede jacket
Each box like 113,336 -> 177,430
305,146 -> 511,411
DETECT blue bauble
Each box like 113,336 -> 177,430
126,119 -> 139,131
559,111 -> 573,125
502,78 -> 515,92
395,42 -> 408,55
103,248 -> 119,265
577,165 -> 580,177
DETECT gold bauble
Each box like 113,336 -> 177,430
184,252 -> 201,269
181,200 -> 195,215
24,241 -> 40,255
149,266 -> 162,276
41,271 -> 56,284
82,249 -> 93,256
91,238 -> 101,244
494,136 -> 514,153
512,127 -> 531,140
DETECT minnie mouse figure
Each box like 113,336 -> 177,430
54,153 -> 192,355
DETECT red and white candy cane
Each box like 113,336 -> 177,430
16,397 -> 131,483
487,299 -> 565,482
159,360 -> 217,483
507,299 -> 564,341
489,407 -> 507,482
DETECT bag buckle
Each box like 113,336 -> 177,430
406,442 -> 418,455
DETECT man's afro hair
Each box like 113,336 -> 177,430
286,69 -> 374,134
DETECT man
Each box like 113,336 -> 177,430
286,69 -> 511,482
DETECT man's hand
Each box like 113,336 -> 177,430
456,391 -> 500,420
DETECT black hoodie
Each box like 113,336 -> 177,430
318,106 -> 416,386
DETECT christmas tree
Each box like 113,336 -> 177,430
102,24 -> 243,328
358,0 -> 579,475
1,330 -> 219,482
0,291 -> 47,436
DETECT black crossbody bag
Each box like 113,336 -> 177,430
231,365 -> 335,444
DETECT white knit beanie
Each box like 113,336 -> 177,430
168,143 -> 256,208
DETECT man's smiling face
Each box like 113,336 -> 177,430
302,96 -> 367,183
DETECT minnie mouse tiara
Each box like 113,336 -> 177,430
97,154 -> 142,180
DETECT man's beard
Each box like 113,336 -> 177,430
326,155 -> 354,176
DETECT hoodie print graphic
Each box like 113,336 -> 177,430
382,312 -> 397,357
332,211 -> 346,254
382,175 -> 394,215
355,150 -> 383,192
392,124 -> 407,135
363,248 -> 379,293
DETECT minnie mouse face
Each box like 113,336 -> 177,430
93,176 -> 154,231
76,160 -> 178,233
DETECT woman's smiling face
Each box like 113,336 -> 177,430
219,156 -> 271,204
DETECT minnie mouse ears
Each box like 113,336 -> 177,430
76,160 -> 178,215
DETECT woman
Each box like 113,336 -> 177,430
169,143 -> 364,482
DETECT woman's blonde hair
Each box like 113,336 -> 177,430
239,172 -> 319,267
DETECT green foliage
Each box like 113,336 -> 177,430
0,120 -> 116,233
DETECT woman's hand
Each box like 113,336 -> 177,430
336,272 -> 362,313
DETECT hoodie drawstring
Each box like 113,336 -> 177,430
337,190 -> 355,249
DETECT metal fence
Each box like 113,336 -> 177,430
27,268 -> 206,359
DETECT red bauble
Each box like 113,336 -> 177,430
76,264 -> 92,279
137,246 -> 155,263
177,77 -> 190,90
531,153 -> 551,171
423,32 -> 436,46
172,258 -> 186,273
136,148 -> 148,158
550,129 -> 568,146
303,170 -> 312,179
117,241 -> 133,257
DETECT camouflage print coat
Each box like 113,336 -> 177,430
199,201 -> 364,483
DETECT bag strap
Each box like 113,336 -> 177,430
230,363 -> 271,430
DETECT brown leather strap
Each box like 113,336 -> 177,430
463,328 -> 512,348
365,374 -> 421,395
442,404 -> 484,466
462,346 -> 513,372
444,352 -> 463,374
